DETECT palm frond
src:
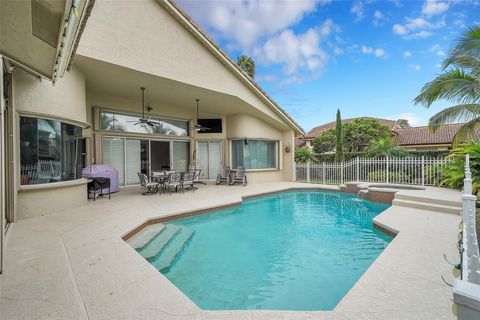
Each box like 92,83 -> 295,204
443,25 -> 480,69
443,54 -> 480,71
428,103 -> 480,132
413,69 -> 480,108
452,117 -> 480,146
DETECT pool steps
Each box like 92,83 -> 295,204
137,224 -> 181,259
150,226 -> 194,271
127,224 -> 165,250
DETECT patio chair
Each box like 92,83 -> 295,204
216,166 -> 230,185
137,172 -> 159,195
165,172 -> 183,195
191,168 -> 205,185
182,171 -> 196,192
229,166 -> 247,186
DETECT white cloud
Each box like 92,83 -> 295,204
389,113 -> 423,126
374,48 -> 385,57
403,51 -> 412,58
361,45 -> 386,57
253,26 -> 329,75
429,44 -> 446,56
422,0 -> 449,16
393,24 -> 408,35
176,0 -> 329,50
392,17 -> 444,39
373,10 -> 387,26
408,63 -> 422,71
351,1 -> 365,21
334,47 -> 344,55
362,45 -> 373,54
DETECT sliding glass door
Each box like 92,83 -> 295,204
197,141 -> 222,180
103,137 -> 125,185
103,137 -> 190,186
172,141 -> 190,173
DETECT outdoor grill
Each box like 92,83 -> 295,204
82,164 -> 120,195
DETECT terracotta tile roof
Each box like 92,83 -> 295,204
304,117 -> 399,139
394,123 -> 480,146
295,137 -> 306,148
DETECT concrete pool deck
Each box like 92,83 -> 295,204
0,182 -> 461,320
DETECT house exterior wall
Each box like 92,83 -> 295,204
17,181 -> 88,220
13,67 -> 88,220
75,0 -> 288,127
14,67 -> 87,124
9,0 -> 300,220
226,114 -> 294,183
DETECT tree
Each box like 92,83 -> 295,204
312,118 -> 391,154
343,119 -> 391,152
236,55 -> 255,78
294,147 -> 318,163
397,119 -> 411,128
312,130 -> 336,153
414,26 -> 480,146
335,109 -> 344,162
366,136 -> 408,157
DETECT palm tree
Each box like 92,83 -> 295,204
236,55 -> 255,78
335,109 -> 344,162
366,136 -> 408,157
414,26 -> 480,146
294,147 -> 318,163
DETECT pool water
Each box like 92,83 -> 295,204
153,190 -> 391,310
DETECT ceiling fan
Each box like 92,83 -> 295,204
128,87 -> 159,127
191,98 -> 210,132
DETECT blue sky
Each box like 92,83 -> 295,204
177,0 -> 480,132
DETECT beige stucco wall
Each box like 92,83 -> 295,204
76,0 -> 288,127
13,66 -> 87,124
17,181 -> 88,220
226,114 -> 294,183
13,67 -> 88,220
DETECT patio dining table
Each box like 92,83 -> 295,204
149,173 -> 169,193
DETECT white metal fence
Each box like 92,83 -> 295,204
453,155 -> 480,319
296,156 -> 450,186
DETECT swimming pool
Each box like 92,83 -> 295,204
139,190 -> 391,311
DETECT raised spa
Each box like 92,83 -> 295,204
132,190 -> 391,311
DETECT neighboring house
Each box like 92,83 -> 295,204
300,117 -> 399,148
393,124 -> 480,151
299,117 -> 479,152
0,0 -> 303,272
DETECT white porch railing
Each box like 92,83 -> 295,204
295,156 -> 449,186
453,154 -> 480,319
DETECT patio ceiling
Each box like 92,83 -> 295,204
0,0 -> 91,82
74,55 -> 292,131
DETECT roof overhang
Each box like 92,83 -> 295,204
0,0 -> 92,83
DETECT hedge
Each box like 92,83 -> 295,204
312,150 -> 448,163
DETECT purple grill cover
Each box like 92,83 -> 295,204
82,164 -> 119,194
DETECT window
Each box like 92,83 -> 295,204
100,111 -> 189,136
231,139 -> 277,170
20,117 -> 84,185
